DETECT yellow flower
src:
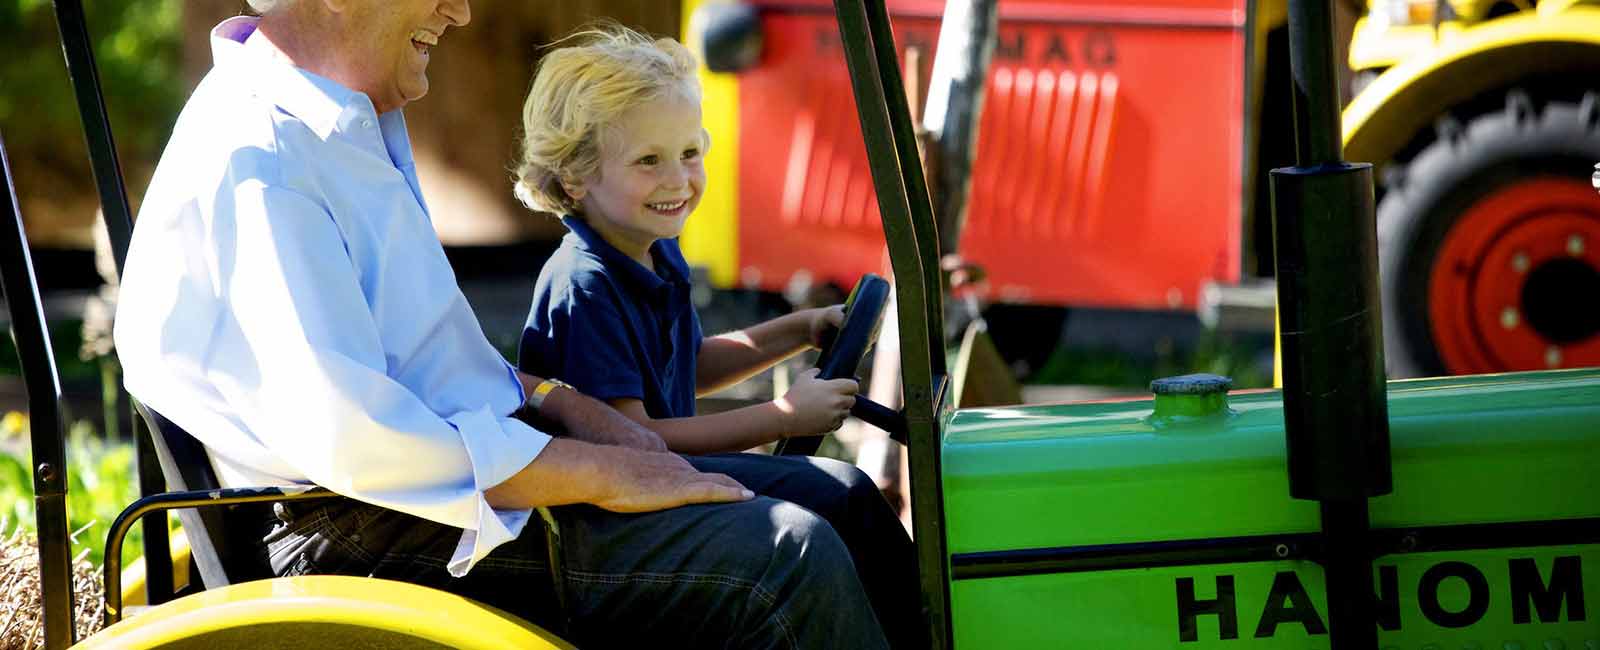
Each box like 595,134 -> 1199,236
1,411 -> 27,437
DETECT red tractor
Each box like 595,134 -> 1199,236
683,0 -> 1600,378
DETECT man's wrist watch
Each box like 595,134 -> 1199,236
527,378 -> 574,413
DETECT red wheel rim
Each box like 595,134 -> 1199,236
1428,177 -> 1600,374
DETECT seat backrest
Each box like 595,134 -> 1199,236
134,404 -> 275,588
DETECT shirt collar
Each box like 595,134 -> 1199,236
561,216 -> 690,294
211,16 -> 403,161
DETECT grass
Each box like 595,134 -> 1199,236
1029,330 -> 1275,391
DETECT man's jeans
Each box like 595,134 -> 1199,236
263,453 -> 926,649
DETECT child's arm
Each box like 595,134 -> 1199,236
515,370 -> 667,452
612,368 -> 858,455
697,305 -> 844,396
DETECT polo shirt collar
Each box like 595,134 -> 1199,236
210,16 -> 405,164
560,216 -> 689,293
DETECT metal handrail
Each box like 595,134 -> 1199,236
102,486 -> 341,624
0,133 -> 78,649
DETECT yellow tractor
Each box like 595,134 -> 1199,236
1345,0 -> 1600,376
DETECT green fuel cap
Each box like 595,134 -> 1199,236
1148,373 -> 1234,426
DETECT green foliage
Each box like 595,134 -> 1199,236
0,0 -> 184,170
1,417 -> 171,570
1030,331 -> 1274,390
0,319 -> 102,383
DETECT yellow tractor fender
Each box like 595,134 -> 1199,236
79,575 -> 575,649
1342,5 -> 1600,165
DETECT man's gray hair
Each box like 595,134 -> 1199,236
246,0 -> 295,14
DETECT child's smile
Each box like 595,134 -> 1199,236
646,198 -> 690,217
569,93 -> 707,266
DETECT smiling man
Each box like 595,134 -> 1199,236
113,0 -> 902,647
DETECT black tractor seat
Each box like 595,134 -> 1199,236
130,404 -> 335,590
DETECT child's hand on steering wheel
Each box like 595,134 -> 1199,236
775,367 -> 858,437
806,304 -> 846,349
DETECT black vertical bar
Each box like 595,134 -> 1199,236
50,0 -> 175,604
859,0 -> 948,369
1274,0 -> 1391,648
831,1 -> 953,647
1285,0 -> 1342,167
50,0 -> 134,276
1321,500 -> 1378,649
1272,162 -> 1387,649
0,137 -> 77,649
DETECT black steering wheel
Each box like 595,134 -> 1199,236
774,274 -> 908,456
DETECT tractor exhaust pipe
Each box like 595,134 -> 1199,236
1271,0 -> 1394,648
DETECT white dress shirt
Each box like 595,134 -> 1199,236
114,17 -> 550,577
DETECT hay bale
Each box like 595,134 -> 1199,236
1,523 -> 105,649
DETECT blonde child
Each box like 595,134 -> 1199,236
512,27 -> 925,648
515,28 -> 857,453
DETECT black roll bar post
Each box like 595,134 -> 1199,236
0,133 -> 78,650
49,0 -> 177,605
831,0 -> 954,647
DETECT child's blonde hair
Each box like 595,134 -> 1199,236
514,26 -> 703,215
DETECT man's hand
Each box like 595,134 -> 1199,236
486,438 -> 751,511
517,371 -> 668,452
593,447 -> 753,512
805,304 -> 846,349
774,367 -> 858,437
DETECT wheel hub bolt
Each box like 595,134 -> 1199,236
1511,252 -> 1530,273
1500,307 -> 1519,330
1546,346 -> 1563,368
1569,235 -> 1586,257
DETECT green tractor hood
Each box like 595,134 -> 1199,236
941,370 -> 1600,646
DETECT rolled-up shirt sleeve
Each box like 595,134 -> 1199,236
206,180 -> 547,576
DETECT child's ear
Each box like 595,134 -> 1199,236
561,177 -> 587,201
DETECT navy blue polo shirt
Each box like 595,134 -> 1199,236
518,216 -> 703,419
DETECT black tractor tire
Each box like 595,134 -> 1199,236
1378,91 -> 1600,377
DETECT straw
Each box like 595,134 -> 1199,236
0,521 -> 107,649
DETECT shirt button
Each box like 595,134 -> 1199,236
361,119 -> 374,129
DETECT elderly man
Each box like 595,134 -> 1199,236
113,1 -> 924,647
